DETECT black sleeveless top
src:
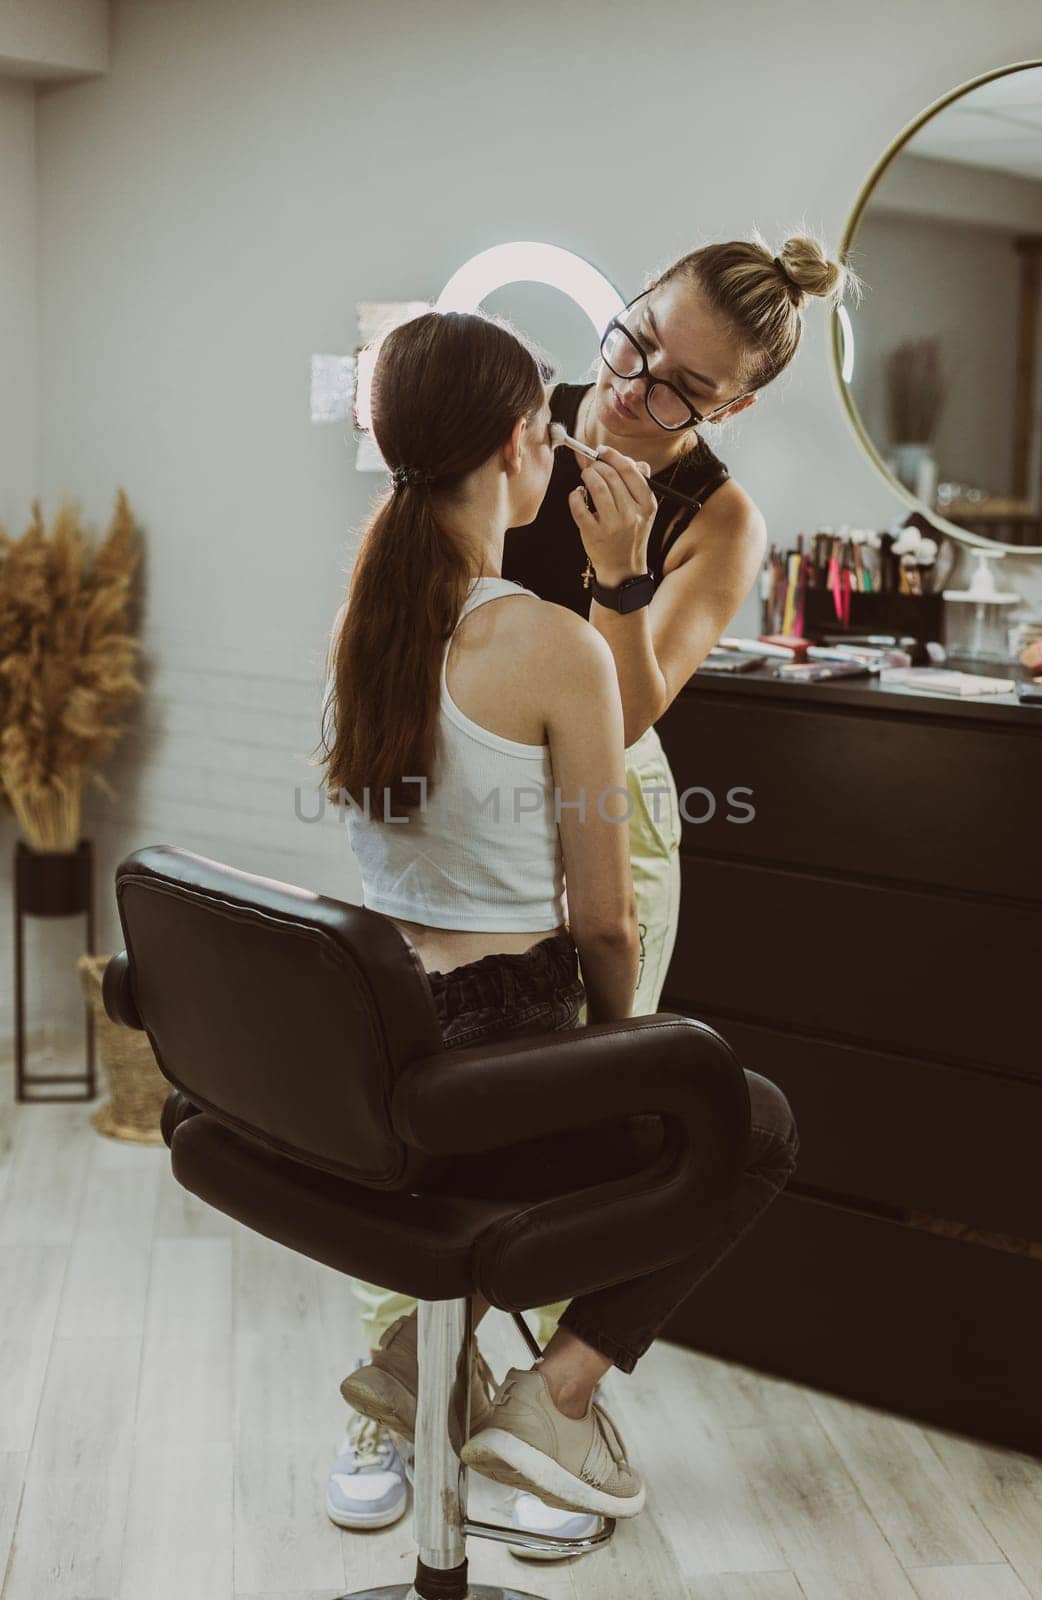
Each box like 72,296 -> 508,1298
502,381 -> 731,617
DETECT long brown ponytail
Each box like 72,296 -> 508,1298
316,311 -> 545,816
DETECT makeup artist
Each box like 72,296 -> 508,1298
503,231 -> 859,1017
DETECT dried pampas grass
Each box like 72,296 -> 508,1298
886,337 -> 945,446
0,490 -> 143,852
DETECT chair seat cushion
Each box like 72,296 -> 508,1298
172,1115 -> 520,1298
172,1110 -> 667,1302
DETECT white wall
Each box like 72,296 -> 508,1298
0,76 -> 38,527
0,76 -> 40,1047
0,0 -> 108,80
3,0 -> 1042,1039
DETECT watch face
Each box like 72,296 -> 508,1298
617,576 -> 656,612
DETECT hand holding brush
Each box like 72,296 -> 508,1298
551,422 -> 708,514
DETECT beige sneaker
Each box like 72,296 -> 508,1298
339,1311 -> 496,1455
460,1367 -> 645,1519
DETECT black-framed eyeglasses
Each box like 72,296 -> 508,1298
600,290 -> 753,430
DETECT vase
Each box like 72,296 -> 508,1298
77,955 -> 168,1143
13,838 -> 96,1102
890,442 -> 937,507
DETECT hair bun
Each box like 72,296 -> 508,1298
776,236 -> 851,306
772,255 -> 803,302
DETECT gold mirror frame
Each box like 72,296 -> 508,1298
828,58 -> 1042,555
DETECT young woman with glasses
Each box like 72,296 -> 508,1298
503,230 -> 860,1032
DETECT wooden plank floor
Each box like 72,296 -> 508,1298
2,1052 -> 1041,1599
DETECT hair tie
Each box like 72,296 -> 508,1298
390,462 -> 437,491
772,256 -> 802,303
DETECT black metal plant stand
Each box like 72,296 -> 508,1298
13,837 -> 96,1103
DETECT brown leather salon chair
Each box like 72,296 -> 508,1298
103,844 -> 750,1600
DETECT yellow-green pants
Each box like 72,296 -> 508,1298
352,723 -> 681,1352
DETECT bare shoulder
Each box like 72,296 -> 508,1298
495,592 -> 614,685
663,475 -> 767,578
710,476 -> 767,541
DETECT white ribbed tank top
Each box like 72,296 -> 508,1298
344,575 -> 565,931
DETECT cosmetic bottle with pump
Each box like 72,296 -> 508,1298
942,549 -> 1020,661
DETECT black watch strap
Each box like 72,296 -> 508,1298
591,571 -> 656,613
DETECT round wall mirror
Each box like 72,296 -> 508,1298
831,60 -> 1042,553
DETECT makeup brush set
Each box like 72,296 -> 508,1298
762,521 -> 955,643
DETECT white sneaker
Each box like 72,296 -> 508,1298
507,1489 -> 603,1559
325,1406 -> 409,1529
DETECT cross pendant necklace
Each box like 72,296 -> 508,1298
575,388 -> 688,590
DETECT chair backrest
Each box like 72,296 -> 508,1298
112,844 -> 443,1189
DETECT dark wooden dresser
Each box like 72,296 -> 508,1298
656,664 -> 1042,1453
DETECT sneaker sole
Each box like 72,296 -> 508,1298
325,1490 -> 409,1530
461,1429 -> 645,1519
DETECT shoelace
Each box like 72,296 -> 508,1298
473,1346 -> 497,1408
345,1412 -> 393,1473
581,1403 -> 631,1487
493,1376 -> 516,1409
453,1340 -> 498,1440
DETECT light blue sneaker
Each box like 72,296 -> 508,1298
326,1406 -> 409,1530
505,1381 -> 607,1559
507,1490 -> 603,1558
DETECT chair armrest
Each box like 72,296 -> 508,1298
392,1013 -> 752,1310
161,1090 -> 203,1149
102,949 -> 144,1029
393,1012 -> 749,1164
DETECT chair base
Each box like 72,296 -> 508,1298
339,1588 -> 548,1599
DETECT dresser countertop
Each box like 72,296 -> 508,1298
682,656 -> 1042,726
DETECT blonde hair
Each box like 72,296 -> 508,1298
656,224 -> 863,392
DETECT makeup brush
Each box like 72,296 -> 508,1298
550,422 -> 706,514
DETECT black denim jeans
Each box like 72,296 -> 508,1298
424,929 -> 799,1374
426,929 -> 586,1050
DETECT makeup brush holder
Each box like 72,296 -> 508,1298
802,590 -> 945,645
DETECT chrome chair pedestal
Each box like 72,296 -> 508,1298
338,1300 -> 613,1600
342,1587 -> 553,1600
339,1586 -> 547,1599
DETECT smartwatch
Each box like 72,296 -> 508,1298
591,571 -> 656,613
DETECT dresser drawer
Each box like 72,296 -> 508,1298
658,692 -> 1042,902
665,856 -> 1038,1079
664,1011 -> 1042,1237
663,1190 -> 1042,1456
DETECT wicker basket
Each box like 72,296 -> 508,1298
77,953 -> 169,1144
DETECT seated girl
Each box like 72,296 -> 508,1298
317,307 -> 797,1532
